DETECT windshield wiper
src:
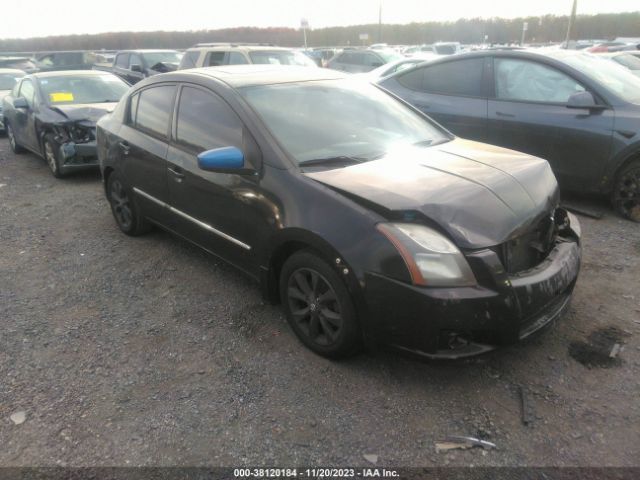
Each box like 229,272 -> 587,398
298,156 -> 365,168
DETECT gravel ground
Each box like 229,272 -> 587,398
0,136 -> 639,467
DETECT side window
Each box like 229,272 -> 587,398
175,86 -> 243,152
39,54 -> 55,66
134,85 -> 176,139
180,51 -> 200,69
494,58 -> 586,103
366,53 -> 385,67
207,52 -> 226,66
398,58 -> 484,97
338,52 -> 353,64
19,79 -> 35,106
115,53 -> 129,68
129,54 -> 142,69
351,53 -> 365,65
228,52 -> 249,65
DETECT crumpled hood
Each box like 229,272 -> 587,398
48,102 -> 117,124
304,138 -> 559,249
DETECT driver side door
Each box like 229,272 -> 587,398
12,79 -> 39,152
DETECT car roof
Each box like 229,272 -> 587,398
187,45 -> 293,52
119,49 -> 179,54
29,70 -> 119,79
0,68 -> 26,75
174,65 -> 347,87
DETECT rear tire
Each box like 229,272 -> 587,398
612,159 -> 640,222
107,172 -> 151,236
43,134 -> 65,178
6,123 -> 26,154
280,250 -> 362,359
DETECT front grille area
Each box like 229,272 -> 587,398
498,210 -> 561,274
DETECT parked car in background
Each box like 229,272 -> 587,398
96,50 -> 182,84
380,50 -> 640,221
303,47 -> 339,67
602,51 -> 640,76
0,57 -> 39,73
2,70 -> 129,177
34,51 -> 97,72
403,43 -> 463,57
97,65 -> 581,359
0,68 -> 25,132
326,48 -> 402,73
178,44 -> 317,70
358,55 -> 437,81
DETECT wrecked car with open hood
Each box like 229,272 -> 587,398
97,66 -> 581,360
2,70 -> 129,177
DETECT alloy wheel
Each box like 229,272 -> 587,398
44,141 -> 58,174
614,166 -> 640,222
286,268 -> 343,346
7,125 -> 16,150
109,179 -> 133,230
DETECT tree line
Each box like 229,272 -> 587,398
1,11 -> 638,53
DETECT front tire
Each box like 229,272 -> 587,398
612,159 -> 640,222
280,250 -> 362,359
107,172 -> 151,236
43,134 -> 65,178
6,123 -> 26,154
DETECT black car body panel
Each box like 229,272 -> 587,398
379,50 -> 640,197
97,66 -> 581,359
305,138 -> 559,249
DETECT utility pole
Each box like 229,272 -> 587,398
378,1 -> 382,43
521,22 -> 528,46
564,0 -> 577,48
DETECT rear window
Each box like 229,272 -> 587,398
207,52 -> 226,66
249,50 -> 315,67
132,85 -> 176,138
179,51 -> 200,69
398,58 -> 485,97
115,54 -> 129,68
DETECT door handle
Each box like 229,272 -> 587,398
119,141 -> 130,155
495,111 -> 515,118
168,165 -> 185,179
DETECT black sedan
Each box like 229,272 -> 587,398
379,50 -> 640,221
97,66 -> 581,360
2,70 -> 130,177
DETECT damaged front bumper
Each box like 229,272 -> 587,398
57,140 -> 99,172
52,124 -> 99,172
364,212 -> 582,359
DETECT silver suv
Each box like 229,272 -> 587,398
178,43 -> 317,69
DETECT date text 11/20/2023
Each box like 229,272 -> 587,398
233,468 -> 400,478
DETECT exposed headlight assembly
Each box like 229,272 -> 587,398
377,222 -> 476,287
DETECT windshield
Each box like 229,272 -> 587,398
249,50 -> 316,67
39,74 -> 130,105
143,52 -> 182,67
561,53 -> 640,104
612,54 -> 640,71
240,79 -> 449,166
0,73 -> 24,90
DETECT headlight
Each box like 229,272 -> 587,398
377,222 -> 476,287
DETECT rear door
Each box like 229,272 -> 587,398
381,57 -> 489,141
113,53 -> 130,81
486,56 -> 614,190
128,53 -> 145,83
165,84 -> 261,274
118,84 -> 177,225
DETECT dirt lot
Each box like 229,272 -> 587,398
0,136 -> 639,467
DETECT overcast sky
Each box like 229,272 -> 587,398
3,0 -> 638,39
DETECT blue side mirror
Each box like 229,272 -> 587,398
197,146 -> 244,171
